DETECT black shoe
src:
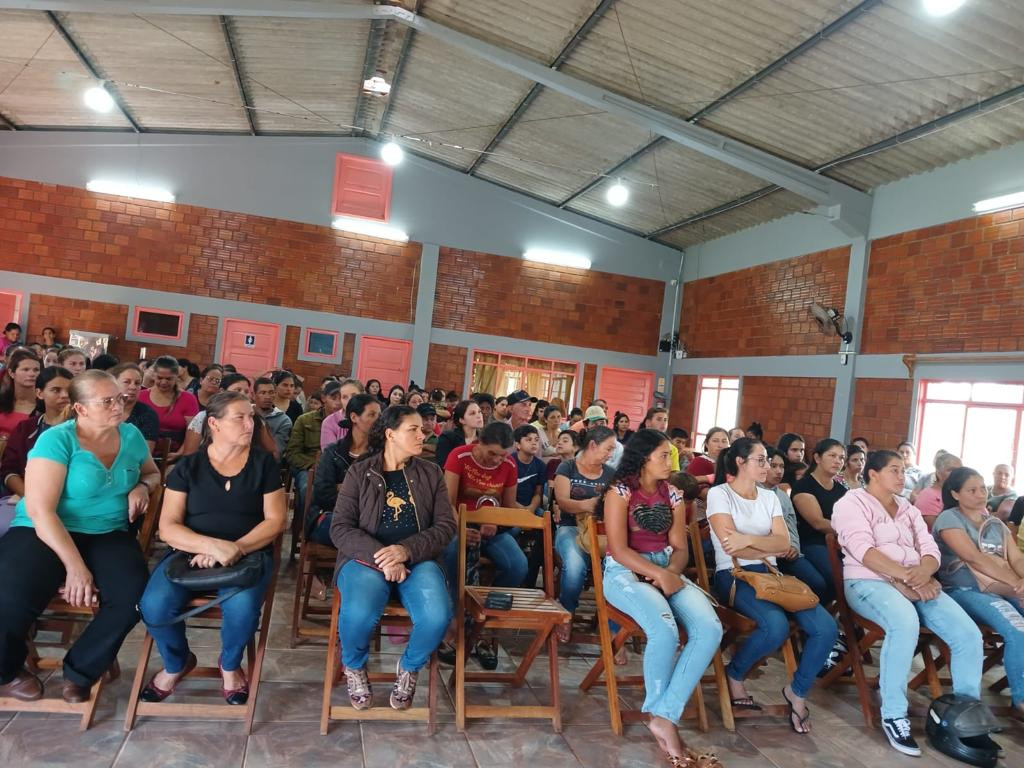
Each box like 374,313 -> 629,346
882,717 -> 921,756
472,640 -> 498,671
437,642 -> 456,666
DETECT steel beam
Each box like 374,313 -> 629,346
377,1 -> 420,135
352,17 -> 387,134
219,16 -> 256,135
555,0 -> 884,209
45,10 -> 141,132
465,0 -> 615,175
0,111 -> 17,130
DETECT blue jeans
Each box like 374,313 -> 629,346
338,559 -> 452,672
291,467 -> 309,516
139,549 -> 274,672
946,588 -> 1024,707
555,525 -> 589,615
845,579 -> 983,720
713,564 -> 838,698
603,549 -> 722,723
778,554 -> 831,604
442,532 -> 528,604
799,544 -> 836,605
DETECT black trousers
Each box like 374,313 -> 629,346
0,527 -> 149,687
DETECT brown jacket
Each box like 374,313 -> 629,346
331,453 -> 456,574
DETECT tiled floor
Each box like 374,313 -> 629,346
2,553 -> 1022,767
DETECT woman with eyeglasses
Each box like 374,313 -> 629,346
194,365 -> 224,410
138,355 -> 199,454
0,370 -> 158,704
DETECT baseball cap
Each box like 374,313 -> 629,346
416,403 -> 437,418
322,380 -> 343,396
584,405 -> 608,422
507,389 -> 537,406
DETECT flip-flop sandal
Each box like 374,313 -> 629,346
782,687 -> 811,734
730,695 -> 762,711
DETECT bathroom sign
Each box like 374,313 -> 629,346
244,334 -> 256,348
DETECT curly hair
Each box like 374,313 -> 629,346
595,428 -> 669,519
367,404 -> 417,456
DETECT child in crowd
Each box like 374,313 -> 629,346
513,424 -> 549,588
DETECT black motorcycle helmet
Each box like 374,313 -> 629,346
925,694 -> 1002,767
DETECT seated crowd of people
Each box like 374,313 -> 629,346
0,327 -> 1023,765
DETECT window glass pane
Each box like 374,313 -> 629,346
721,377 -> 740,390
499,370 -> 523,395
473,351 -> 499,364
971,382 -> 1024,405
918,402 -> 966,472
526,357 -> 555,372
926,381 -> 972,401
306,331 -> 336,356
702,377 -> 719,389
962,407 -> 1017,478
553,362 -> 578,374
136,310 -> 181,338
501,356 -> 525,368
695,389 -> 719,437
471,363 -> 497,394
1016,423 -> 1024,494
716,389 -> 739,428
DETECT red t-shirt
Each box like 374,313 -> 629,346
443,443 -> 517,511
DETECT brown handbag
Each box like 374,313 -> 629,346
884,507 -> 941,602
729,557 -> 820,612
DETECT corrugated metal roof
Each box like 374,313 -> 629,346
0,10 -> 128,127
55,12 -> 248,131
658,189 -> 813,249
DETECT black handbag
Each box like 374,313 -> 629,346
149,551 -> 266,626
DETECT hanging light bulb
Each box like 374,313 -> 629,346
606,180 -> 629,207
83,83 -> 114,113
380,141 -> 404,166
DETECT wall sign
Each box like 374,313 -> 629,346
244,334 -> 256,348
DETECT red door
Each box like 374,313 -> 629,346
356,336 -> 412,393
599,367 -> 655,427
219,319 -> 280,377
0,291 -> 21,326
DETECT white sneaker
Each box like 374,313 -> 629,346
882,717 -> 921,756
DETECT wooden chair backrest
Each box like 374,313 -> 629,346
586,519 -> 608,610
457,504 -> 555,601
687,519 -> 714,592
299,457 -> 319,544
825,533 -> 852,616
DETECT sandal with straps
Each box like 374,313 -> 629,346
665,749 -> 723,768
782,687 -> 811,734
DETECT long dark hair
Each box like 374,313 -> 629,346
596,429 -> 670,518
581,425 -> 616,453
806,438 -> 844,474
714,437 -> 764,485
942,465 -> 984,510
0,348 -> 41,412
385,384 -> 406,404
200,390 -> 251,446
338,393 -> 379,432
367,404 -> 417,456
451,399 -> 477,433
638,406 -> 667,430
33,365 -> 73,414
702,426 -> 728,453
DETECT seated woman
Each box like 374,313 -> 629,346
601,429 -> 723,767
309,394 -> 381,545
708,438 -> 837,734
933,466 -> 1024,722
986,464 -> 1017,519
331,405 -> 456,711
434,399 -> 483,469
839,443 -> 865,490
110,363 -> 159,452
57,346 -> 88,376
791,438 -> 848,605
179,374 -> 277,459
0,370 -> 157,703
913,451 -> 961,528
0,348 -> 41,441
138,356 -> 200,455
833,450 -> 984,756
194,365 -> 224,410
138,391 -> 286,705
552,425 -> 617,642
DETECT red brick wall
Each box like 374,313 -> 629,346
739,376 -> 837,447
669,375 -> 698,432
863,207 -> 1024,354
850,378 -> 915,449
680,247 -> 850,357
0,176 -> 419,323
425,343 -> 467,395
433,247 -> 662,356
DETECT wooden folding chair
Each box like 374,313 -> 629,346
687,519 -> 794,725
578,519 -> 725,734
0,600 -> 112,730
151,437 -> 172,483
123,539 -> 281,734
289,453 -> 319,561
135,481 -> 165,557
290,463 -> 336,646
454,504 -> 571,732
319,588 -> 440,734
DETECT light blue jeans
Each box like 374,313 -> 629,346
946,587 -> 1024,707
603,548 -> 723,724
845,578 -> 983,720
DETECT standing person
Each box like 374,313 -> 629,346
833,451 -> 985,756
933,466 -> 1024,722
536,405 -> 563,458
915,452 -> 963,527
385,385 -> 406,408
57,347 -> 88,376
272,371 -> 303,424
284,380 -> 343,517
840,443 -> 866,490
897,442 -> 921,498
791,439 -> 847,604
138,356 -> 200,453
194,365 -> 224,410
0,371 -> 157,703
0,349 -> 41,441
320,378 -> 366,449
601,430 -> 723,766
435,400 -> 483,469
0,322 -> 21,355
110,363 -> 159,452
707,438 -> 837,732
613,412 -> 633,444
253,377 -> 293,458
552,426 -> 618,642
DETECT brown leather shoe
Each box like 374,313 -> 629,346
0,669 -> 44,701
61,680 -> 90,704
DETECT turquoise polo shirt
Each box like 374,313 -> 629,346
12,420 -> 149,534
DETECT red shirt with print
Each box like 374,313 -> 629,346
443,443 -> 517,510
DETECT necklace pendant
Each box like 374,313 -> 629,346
225,479 -> 231,492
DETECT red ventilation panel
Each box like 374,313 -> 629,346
331,153 -> 393,221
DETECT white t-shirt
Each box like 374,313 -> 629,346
707,483 -> 783,571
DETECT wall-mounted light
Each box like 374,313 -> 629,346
973,191 -> 1024,214
523,248 -> 591,270
86,179 -> 175,203
332,216 -> 409,243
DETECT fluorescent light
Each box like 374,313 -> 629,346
922,0 -> 965,17
362,75 -> 391,95
523,248 -> 591,270
972,191 -> 1024,214
606,181 -> 629,207
86,179 -> 175,203
332,216 -> 408,243
83,85 -> 114,113
380,141 -> 404,166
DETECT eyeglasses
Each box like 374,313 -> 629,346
744,456 -> 768,466
85,394 -> 130,410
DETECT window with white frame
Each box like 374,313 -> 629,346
470,350 -> 577,404
694,376 -> 740,449
916,380 -> 1024,486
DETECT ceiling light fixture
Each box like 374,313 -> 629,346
606,180 -> 629,207
86,179 -> 175,203
523,248 -> 591,270
972,190 -> 1024,214
380,141 -> 404,166
362,75 -> 391,95
332,216 -> 409,243
922,0 -> 966,17
83,83 -> 114,113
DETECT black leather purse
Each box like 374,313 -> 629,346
149,551 -> 266,626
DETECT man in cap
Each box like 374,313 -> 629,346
505,389 -> 536,430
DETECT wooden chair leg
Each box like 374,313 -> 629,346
290,549 -> 307,648
455,608 -> 467,732
124,633 -> 155,732
921,642 -> 943,699
427,651 -> 439,736
595,619 -> 623,735
711,651 -> 735,732
78,678 -> 104,731
548,629 -> 562,734
693,676 -> 709,733
321,592 -> 341,735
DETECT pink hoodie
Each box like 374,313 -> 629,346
832,487 -> 940,581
